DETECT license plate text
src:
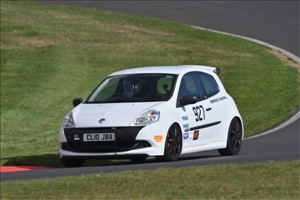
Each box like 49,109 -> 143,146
83,133 -> 115,142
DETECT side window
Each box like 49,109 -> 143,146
178,72 -> 204,101
196,72 -> 219,98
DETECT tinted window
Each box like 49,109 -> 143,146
178,72 -> 204,101
196,72 -> 219,98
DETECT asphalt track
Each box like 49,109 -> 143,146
1,1 -> 299,182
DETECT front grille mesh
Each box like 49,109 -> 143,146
62,141 -> 151,153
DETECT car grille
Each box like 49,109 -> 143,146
62,141 -> 151,153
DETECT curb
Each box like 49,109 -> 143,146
0,166 -> 52,173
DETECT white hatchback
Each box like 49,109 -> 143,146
59,65 -> 243,167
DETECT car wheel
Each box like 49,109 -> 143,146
155,124 -> 182,162
218,118 -> 242,156
60,157 -> 85,167
130,156 -> 148,162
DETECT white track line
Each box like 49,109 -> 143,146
191,26 -> 300,63
191,26 -> 300,139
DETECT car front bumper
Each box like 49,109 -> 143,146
58,123 -> 168,159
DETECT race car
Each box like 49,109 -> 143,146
58,65 -> 243,167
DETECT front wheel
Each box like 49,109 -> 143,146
60,157 -> 85,167
218,118 -> 243,156
155,124 -> 182,162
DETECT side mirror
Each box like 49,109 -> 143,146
177,95 -> 197,107
73,98 -> 83,107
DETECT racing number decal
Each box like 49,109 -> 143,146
192,105 -> 205,122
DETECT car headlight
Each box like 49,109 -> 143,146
130,110 -> 160,126
63,112 -> 75,128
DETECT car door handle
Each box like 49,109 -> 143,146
206,107 -> 212,111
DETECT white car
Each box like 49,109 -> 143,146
59,65 -> 243,167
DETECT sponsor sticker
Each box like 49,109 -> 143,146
154,135 -> 163,142
182,116 -> 188,121
183,123 -> 189,129
193,130 -> 199,140
210,96 -> 228,104
183,133 -> 189,140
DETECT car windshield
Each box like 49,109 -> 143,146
86,74 -> 177,103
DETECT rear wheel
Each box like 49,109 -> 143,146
218,118 -> 242,156
60,157 -> 85,167
155,124 -> 182,162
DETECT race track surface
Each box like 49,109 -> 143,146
39,0 -> 299,57
1,0 -> 299,182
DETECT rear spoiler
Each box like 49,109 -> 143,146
213,67 -> 221,75
197,66 -> 221,75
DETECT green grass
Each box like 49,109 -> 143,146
1,161 -> 299,199
0,0 -> 299,167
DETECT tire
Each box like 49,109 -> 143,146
155,124 -> 182,162
130,156 -> 148,162
60,157 -> 85,167
218,118 -> 243,156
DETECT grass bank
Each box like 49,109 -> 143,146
1,1 -> 299,167
1,161 -> 299,199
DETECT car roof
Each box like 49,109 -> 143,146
109,65 -> 219,76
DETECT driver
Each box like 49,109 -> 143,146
123,78 -> 139,99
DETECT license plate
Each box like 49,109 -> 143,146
83,133 -> 115,142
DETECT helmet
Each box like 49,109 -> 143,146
123,78 -> 140,98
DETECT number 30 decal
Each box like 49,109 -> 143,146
192,105 -> 205,122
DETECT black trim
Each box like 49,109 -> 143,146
189,121 -> 221,131
61,154 -> 148,159
61,141 -> 151,153
64,127 -> 143,142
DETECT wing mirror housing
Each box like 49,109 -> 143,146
177,95 -> 197,107
73,98 -> 83,107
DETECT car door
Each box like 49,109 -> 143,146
176,72 -> 214,148
195,71 -> 224,144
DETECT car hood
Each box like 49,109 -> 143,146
72,102 -> 162,127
